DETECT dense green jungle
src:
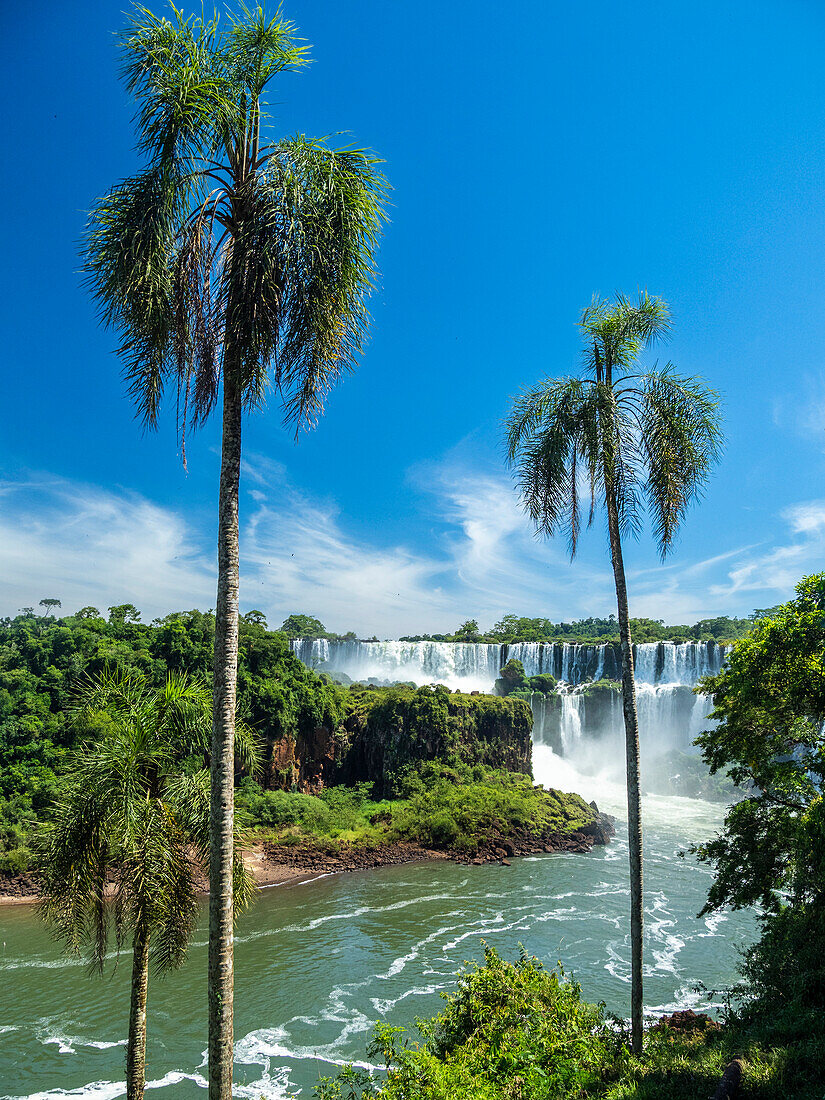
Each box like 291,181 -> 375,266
0,604 -> 599,875
281,611 -> 756,645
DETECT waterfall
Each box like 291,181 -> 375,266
559,692 -> 584,754
290,637 -> 726,692
290,637 -> 725,787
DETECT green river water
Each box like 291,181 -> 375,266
0,752 -> 755,1099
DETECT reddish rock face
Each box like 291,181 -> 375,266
264,726 -> 336,794
261,689 -> 533,797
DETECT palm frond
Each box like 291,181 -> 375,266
224,5 -> 309,105
505,378 -> 602,555
83,164 -> 189,428
260,138 -> 389,431
639,368 -> 723,556
121,6 -> 232,163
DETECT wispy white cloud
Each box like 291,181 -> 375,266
1,466 -> 822,636
0,475 -> 215,619
783,499 -> 825,534
773,372 -> 825,447
706,499 -> 825,603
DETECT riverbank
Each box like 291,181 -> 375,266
0,810 -> 615,905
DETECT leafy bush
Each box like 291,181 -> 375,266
314,947 -> 627,1099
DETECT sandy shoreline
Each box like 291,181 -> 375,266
0,821 -> 613,907
0,842 -> 448,906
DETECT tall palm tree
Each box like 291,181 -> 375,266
505,292 -> 722,1052
82,8 -> 387,1094
37,669 -> 255,1100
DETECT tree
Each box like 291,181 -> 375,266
280,613 -> 328,639
39,598 -> 62,617
694,574 -> 825,1071
695,574 -> 825,1037
83,8 -> 387,1094
37,669 -> 256,1100
109,604 -> 142,626
452,619 -> 482,642
505,292 -> 721,1050
243,609 -> 267,628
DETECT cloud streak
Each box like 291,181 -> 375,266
1,467 -> 822,636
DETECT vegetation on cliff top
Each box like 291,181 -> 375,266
282,611 -> 757,646
238,762 -> 599,858
404,612 -> 751,645
339,684 -> 533,796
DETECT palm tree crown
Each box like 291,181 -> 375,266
84,5 -> 388,450
38,668 -> 254,973
506,292 -> 722,557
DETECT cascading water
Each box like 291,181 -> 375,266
290,638 -> 725,692
290,638 -> 727,795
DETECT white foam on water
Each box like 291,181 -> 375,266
34,1027 -> 126,1058
233,888 -> 467,946
146,1071 -> 208,1092
698,911 -> 729,937
234,1024 -> 377,1073
370,982 -> 446,1015
2,1082 -> 126,1100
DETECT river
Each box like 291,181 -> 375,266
0,747 -> 754,1100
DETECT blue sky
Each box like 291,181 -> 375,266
2,0 -> 825,636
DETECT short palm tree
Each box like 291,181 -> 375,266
82,8 -> 387,1094
37,669 -> 255,1100
505,292 -> 722,1052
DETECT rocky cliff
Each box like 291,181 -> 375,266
263,684 -> 533,797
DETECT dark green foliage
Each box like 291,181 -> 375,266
494,658 -> 527,696
0,608 -> 342,870
390,765 -> 594,854
696,572 -> 825,914
341,686 -> 533,797
315,947 -> 628,1099
495,661 -> 558,698
239,763 -> 597,857
402,613 -> 751,645
281,614 -> 330,638
450,619 -> 483,642
237,780 -> 383,839
528,673 -> 557,695
695,572 -> 825,1067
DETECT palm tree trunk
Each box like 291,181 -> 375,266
605,483 -> 644,1054
126,926 -> 150,1100
209,369 -> 242,1099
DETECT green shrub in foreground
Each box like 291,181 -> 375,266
314,947 -> 628,1100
